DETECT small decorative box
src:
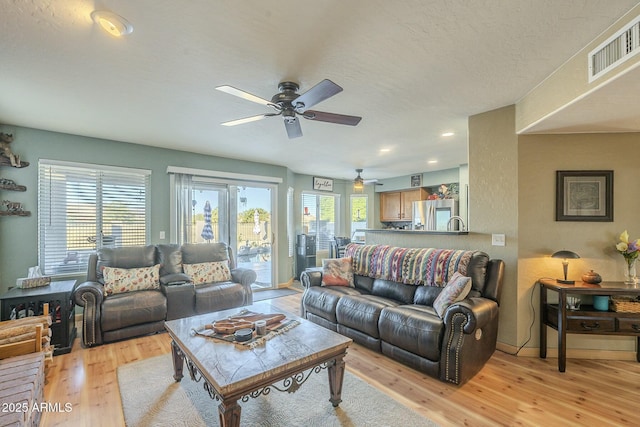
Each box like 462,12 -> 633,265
16,276 -> 52,289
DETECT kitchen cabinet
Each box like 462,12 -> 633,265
380,188 -> 427,222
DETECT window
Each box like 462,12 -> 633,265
350,194 -> 368,236
301,192 -> 339,251
38,160 -> 150,275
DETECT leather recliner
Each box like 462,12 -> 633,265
73,243 -> 256,346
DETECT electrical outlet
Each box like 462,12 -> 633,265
492,233 -> 505,246
159,231 -> 166,240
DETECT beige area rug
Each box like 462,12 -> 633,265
118,355 -> 437,427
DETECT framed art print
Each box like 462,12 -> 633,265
556,170 -> 613,222
313,176 -> 334,192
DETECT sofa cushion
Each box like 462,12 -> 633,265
321,257 -> 354,287
101,290 -> 167,332
183,261 -> 231,285
304,286 -> 365,324
379,305 -> 445,362
194,282 -> 246,313
181,243 -> 230,265
157,244 -> 183,275
354,275 -> 374,293
413,285 -> 443,306
96,245 -> 157,283
371,279 -> 416,304
336,295 -> 399,338
102,264 -> 161,296
432,272 -> 472,317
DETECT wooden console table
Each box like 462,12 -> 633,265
538,278 -> 640,372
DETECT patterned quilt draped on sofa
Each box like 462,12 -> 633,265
343,243 -> 475,287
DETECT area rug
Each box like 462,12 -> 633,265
118,355 -> 437,427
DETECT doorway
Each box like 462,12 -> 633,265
173,175 -> 276,290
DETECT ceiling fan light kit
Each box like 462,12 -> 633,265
215,79 -> 362,139
91,11 -> 133,37
353,169 -> 380,192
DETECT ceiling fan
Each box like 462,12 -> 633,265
353,168 -> 381,191
215,79 -> 362,139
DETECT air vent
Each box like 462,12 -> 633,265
589,15 -> 640,82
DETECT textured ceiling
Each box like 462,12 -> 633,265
1,1 -> 638,181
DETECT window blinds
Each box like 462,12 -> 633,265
38,160 -> 150,275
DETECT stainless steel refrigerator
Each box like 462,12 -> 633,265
412,200 -> 459,231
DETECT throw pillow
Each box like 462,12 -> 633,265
321,257 -> 354,287
432,271 -> 472,317
102,264 -> 161,296
183,260 -> 231,285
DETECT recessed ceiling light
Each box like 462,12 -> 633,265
379,148 -> 390,153
91,10 -> 133,37
441,132 -> 454,137
428,160 -> 438,164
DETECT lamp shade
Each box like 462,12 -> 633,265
551,250 -> 580,284
551,250 -> 580,259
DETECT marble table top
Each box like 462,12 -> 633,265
164,302 -> 352,397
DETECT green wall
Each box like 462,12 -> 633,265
0,125 -> 291,294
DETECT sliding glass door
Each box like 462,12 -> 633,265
232,185 -> 274,289
172,176 -> 276,289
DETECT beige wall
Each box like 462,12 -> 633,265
368,108 -> 640,358
516,4 -> 640,132
368,105 -> 520,348
519,132 -> 640,354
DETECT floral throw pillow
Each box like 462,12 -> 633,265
432,271 -> 472,318
321,257 -> 355,287
183,261 -> 231,285
102,264 -> 161,296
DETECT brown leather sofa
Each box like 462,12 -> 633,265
301,244 -> 504,385
73,243 -> 256,346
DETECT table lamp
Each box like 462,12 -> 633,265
552,250 -> 580,284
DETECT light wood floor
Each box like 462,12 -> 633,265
41,292 -> 640,426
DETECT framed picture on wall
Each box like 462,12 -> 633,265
410,174 -> 422,187
313,176 -> 334,192
556,170 -> 613,221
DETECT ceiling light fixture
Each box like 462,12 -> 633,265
428,160 -> 438,164
441,132 -> 455,137
91,10 -> 133,37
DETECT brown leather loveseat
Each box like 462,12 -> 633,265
73,242 -> 256,346
301,243 -> 504,385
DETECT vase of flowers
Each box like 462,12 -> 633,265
616,230 -> 639,285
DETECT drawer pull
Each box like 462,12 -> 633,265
580,322 -> 600,331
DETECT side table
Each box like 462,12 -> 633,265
0,280 -> 77,355
538,278 -> 640,372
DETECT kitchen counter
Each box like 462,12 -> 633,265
364,228 -> 469,236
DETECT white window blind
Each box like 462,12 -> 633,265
38,160 -> 150,275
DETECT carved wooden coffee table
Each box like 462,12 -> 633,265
164,302 -> 352,427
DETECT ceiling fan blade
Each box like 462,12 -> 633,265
215,85 -> 273,106
303,110 -> 362,126
221,113 -> 277,127
292,79 -> 343,112
284,117 -> 303,139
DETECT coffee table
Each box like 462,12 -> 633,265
164,302 -> 352,427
